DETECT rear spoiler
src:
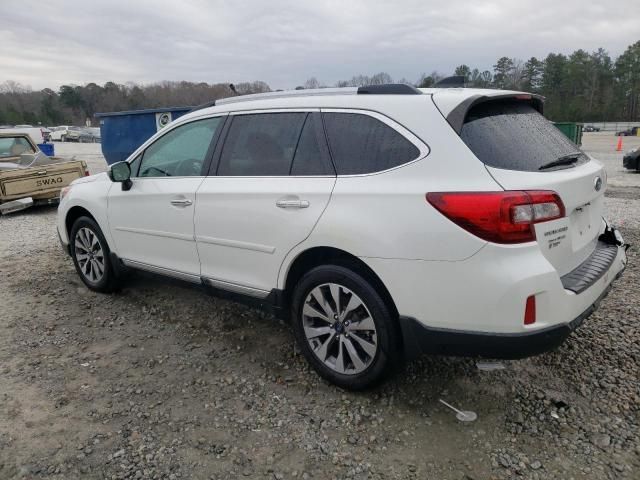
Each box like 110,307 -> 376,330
445,93 -> 545,134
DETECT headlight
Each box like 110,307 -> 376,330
60,186 -> 72,200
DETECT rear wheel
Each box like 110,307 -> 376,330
70,216 -> 118,292
291,265 -> 401,390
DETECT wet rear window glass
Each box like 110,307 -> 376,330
460,101 -> 589,172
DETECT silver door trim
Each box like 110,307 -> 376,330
115,226 -> 195,242
195,235 -> 275,254
121,259 -> 202,283
202,277 -> 270,298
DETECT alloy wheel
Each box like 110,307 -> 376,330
74,227 -> 105,283
302,283 -> 378,375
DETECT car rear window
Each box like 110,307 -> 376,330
460,101 -> 589,172
0,137 -> 35,157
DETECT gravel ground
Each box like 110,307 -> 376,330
0,136 -> 638,479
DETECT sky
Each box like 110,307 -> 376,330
1,0 -> 638,91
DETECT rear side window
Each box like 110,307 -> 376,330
290,115 -> 330,175
323,113 -> 420,175
460,101 -> 589,172
218,113 -> 306,176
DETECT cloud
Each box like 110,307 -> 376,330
0,0 -> 638,90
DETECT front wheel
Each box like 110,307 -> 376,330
70,216 -> 119,292
291,265 -> 401,390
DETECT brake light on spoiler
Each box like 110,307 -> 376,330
426,191 -> 565,244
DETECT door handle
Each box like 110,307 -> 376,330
170,198 -> 193,207
276,199 -> 310,209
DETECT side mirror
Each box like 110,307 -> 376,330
109,161 -> 132,191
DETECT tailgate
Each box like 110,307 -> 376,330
487,161 -> 605,276
456,99 -> 605,277
0,161 -> 85,199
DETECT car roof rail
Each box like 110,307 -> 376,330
188,100 -> 217,113
433,75 -> 466,88
356,84 -> 422,95
201,83 -> 423,108
215,87 -> 358,105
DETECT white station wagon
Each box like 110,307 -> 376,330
57,84 -> 627,389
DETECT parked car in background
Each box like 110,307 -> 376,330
0,125 -> 51,143
0,132 -> 88,214
80,127 -> 101,143
57,85 -> 626,389
50,126 -> 82,142
616,126 -> 639,136
623,147 -> 640,171
584,125 -> 600,132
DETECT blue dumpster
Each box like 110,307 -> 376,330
96,106 -> 193,165
38,143 -> 54,156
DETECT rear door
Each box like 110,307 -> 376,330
458,100 -> 605,275
194,111 -> 335,295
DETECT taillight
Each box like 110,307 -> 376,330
84,170 -> 90,176
426,191 -> 565,244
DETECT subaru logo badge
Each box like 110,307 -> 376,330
594,176 -> 602,191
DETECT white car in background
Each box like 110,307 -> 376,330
57,85 -> 627,389
50,125 -> 82,142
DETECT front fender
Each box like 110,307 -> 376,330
57,176 -> 114,252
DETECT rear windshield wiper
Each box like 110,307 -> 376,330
538,153 -> 582,171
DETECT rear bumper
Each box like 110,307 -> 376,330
399,264 -> 624,359
363,223 -> 627,360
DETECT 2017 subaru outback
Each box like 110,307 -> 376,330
57,84 -> 627,390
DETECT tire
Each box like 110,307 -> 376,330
69,216 -> 119,293
291,265 -> 401,390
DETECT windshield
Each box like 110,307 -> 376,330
0,137 -> 36,158
460,101 -> 589,172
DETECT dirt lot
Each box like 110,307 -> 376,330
0,135 -> 639,479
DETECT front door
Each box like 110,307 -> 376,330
195,111 -> 336,295
108,116 -> 224,278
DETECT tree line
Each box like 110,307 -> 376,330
1,40 -> 638,126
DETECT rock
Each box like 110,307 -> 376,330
591,434 -> 611,449
530,460 -> 542,470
